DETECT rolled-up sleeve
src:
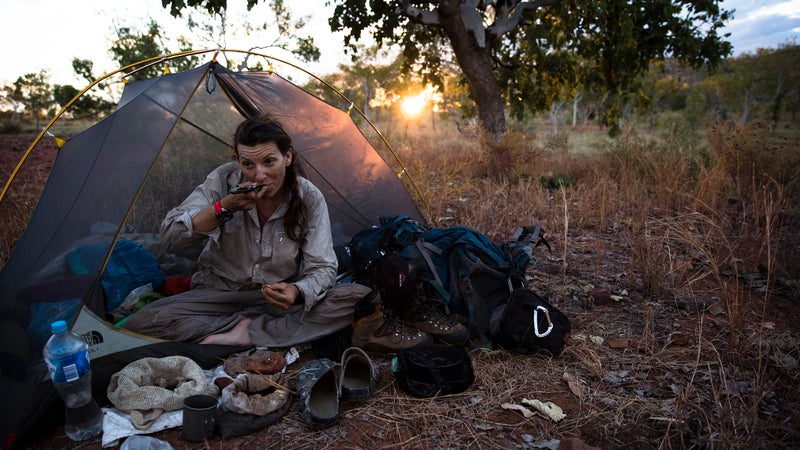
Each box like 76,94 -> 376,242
160,163 -> 237,253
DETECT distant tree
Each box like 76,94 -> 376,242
52,84 -> 80,110
64,58 -> 116,117
750,43 -> 799,123
8,70 -> 55,129
72,58 -> 97,86
109,19 -> 199,81
52,83 -> 114,118
304,46 -> 400,120
1,82 -> 23,120
710,43 -> 800,125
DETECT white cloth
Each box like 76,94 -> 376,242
102,409 -> 182,448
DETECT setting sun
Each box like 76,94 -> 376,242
401,94 -> 427,118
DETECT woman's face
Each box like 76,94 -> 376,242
237,141 -> 292,200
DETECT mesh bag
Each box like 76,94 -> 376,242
107,356 -> 218,429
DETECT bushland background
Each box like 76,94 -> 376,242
1,35 -> 799,450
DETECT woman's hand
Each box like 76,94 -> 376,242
261,282 -> 301,310
222,183 -> 264,212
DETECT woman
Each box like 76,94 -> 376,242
124,113 -> 370,347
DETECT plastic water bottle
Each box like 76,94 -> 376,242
43,320 -> 103,441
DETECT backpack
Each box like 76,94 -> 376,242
344,216 -> 547,346
488,288 -> 571,356
343,215 -> 426,276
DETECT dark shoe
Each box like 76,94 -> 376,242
403,302 -> 470,346
296,359 -> 340,429
339,347 -> 380,401
311,325 -> 353,362
351,312 -> 433,353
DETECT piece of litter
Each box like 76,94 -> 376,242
531,439 -> 561,450
563,371 -> 586,399
502,402 -> 535,418
521,398 -> 566,422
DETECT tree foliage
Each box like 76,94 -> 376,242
304,46 -> 408,120
6,70 -> 55,129
109,19 -> 199,81
711,42 -> 800,124
161,0 -> 321,67
52,83 -> 114,119
582,42 -> 800,131
328,0 -> 734,142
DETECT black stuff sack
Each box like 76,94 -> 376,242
392,345 -> 474,398
488,288 -> 571,356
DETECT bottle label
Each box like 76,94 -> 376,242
47,349 -> 90,383
62,360 -> 80,382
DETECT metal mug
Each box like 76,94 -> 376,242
182,394 -> 217,441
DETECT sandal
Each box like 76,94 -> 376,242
339,346 -> 379,401
296,358 -> 340,429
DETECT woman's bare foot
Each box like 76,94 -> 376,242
199,318 -> 254,346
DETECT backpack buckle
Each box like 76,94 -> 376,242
533,306 -> 554,338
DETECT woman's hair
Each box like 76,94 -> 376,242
234,113 -> 307,241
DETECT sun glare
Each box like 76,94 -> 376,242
402,95 -> 427,118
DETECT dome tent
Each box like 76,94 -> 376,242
0,49 -> 426,446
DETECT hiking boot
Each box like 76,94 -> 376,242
402,303 -> 470,346
351,312 -> 433,354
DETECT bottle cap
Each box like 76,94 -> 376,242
51,320 -> 68,334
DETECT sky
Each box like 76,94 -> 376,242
2,0 -> 799,87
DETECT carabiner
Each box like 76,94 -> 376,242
533,305 -> 554,338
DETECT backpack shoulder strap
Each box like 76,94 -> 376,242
414,239 -> 450,302
510,224 -> 552,252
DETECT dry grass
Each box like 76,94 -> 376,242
5,116 -> 800,449
358,118 -> 800,448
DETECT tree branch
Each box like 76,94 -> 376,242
397,0 -> 440,25
460,0 -> 487,48
487,0 -> 555,38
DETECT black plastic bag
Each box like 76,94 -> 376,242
393,345 -> 474,397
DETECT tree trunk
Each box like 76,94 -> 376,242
572,91 -> 583,127
361,81 -> 372,121
550,100 -> 564,135
437,2 -> 509,175
741,89 -> 754,125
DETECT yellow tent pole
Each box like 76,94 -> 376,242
44,130 -> 66,148
0,49 -> 217,204
0,48 -> 433,224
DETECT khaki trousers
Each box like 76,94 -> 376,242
124,283 -> 371,347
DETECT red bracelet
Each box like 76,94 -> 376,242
214,200 -> 223,214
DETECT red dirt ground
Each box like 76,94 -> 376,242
0,133 -> 57,178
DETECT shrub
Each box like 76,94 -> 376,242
0,120 -> 22,135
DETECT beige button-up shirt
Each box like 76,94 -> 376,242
159,162 -> 337,312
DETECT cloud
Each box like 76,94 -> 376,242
723,0 -> 800,54
730,13 -> 800,53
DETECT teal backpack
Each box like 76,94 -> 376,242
344,215 -> 549,346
